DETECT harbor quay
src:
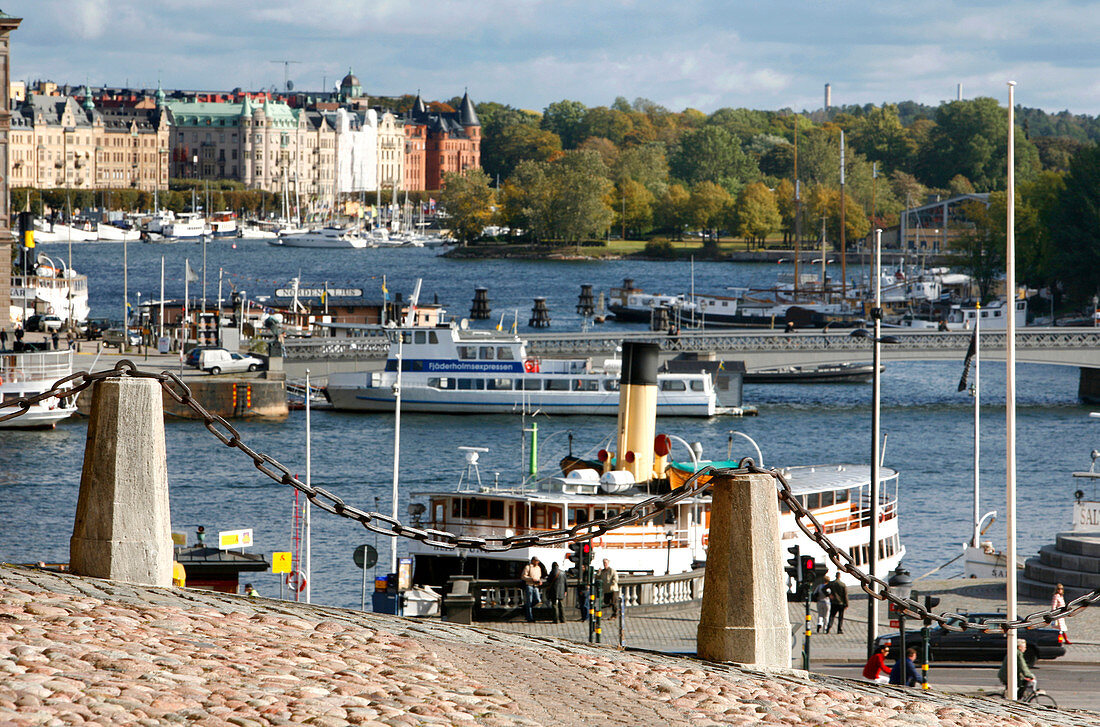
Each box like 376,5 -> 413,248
1,564 -> 1097,727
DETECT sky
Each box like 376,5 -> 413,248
9,0 -> 1100,116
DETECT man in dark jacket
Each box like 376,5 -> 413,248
544,562 -> 567,623
889,648 -> 921,687
825,577 -> 848,634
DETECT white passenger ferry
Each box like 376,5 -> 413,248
325,324 -> 727,417
10,259 -> 89,327
0,349 -> 78,429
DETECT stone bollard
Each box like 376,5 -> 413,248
70,376 -> 173,586
697,472 -> 790,668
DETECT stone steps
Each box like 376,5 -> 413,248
1019,531 -> 1100,600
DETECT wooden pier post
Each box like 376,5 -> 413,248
697,471 -> 790,668
70,376 -> 172,586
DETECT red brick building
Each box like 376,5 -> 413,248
403,91 -> 481,191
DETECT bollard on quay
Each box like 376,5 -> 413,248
70,376 -> 173,586
697,471 -> 790,668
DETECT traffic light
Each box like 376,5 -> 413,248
567,541 -> 592,574
786,545 -> 801,584
799,554 -> 816,584
810,560 -> 827,586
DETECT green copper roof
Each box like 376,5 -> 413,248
167,99 -> 300,129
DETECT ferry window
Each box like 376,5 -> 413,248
429,331 -> 439,344
487,378 -> 512,390
861,544 -> 869,565
850,546 -> 861,566
819,491 -> 834,508
574,379 -> 599,392
496,347 -> 514,360
433,377 -> 454,389
570,507 -> 589,525
414,331 -> 426,344
521,379 -> 541,391
690,380 -> 704,391
479,347 -> 495,360
427,377 -> 440,388
545,379 -> 569,391
603,380 -> 620,392
401,332 -> 413,344
661,380 -> 687,392
805,493 -> 820,509
550,509 -> 561,528
835,489 -> 849,504
457,346 -> 477,360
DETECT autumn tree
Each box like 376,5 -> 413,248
440,169 -> 495,245
735,182 -> 781,247
653,183 -> 691,240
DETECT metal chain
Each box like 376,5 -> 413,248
7,362 -> 1098,633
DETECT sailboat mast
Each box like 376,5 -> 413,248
972,306 -> 981,548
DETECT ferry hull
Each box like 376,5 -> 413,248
325,384 -> 718,417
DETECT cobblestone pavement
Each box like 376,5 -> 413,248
1,566 -> 1097,726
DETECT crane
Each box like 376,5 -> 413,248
269,60 -> 301,92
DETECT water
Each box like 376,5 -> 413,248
1,241 -> 1093,609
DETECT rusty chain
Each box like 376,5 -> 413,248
5,361 -> 1098,634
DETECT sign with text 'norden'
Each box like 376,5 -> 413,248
275,288 -> 362,299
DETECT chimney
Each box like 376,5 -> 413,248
824,83 -> 832,110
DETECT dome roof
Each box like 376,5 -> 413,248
340,69 -> 361,90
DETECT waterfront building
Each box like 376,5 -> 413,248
899,193 -> 989,253
0,11 -> 20,325
402,91 -> 481,190
332,108 -> 378,194
9,87 -> 169,192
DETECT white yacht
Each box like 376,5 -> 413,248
208,211 -> 238,238
0,349 -> 78,429
894,298 -> 1027,330
269,227 -> 367,249
325,324 -> 727,417
162,213 -> 207,240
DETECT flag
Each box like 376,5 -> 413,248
382,275 -> 388,302
957,328 -> 978,392
185,259 -> 199,283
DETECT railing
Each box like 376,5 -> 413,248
282,336 -> 389,360
0,350 -> 73,383
461,568 -> 705,620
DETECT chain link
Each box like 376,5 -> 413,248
6,362 -> 1098,633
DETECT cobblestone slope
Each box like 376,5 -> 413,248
0,565 -> 1094,726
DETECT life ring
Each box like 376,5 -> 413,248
523,358 -> 539,373
285,570 -> 307,593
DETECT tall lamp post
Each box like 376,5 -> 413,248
888,564 -> 912,677
849,230 -> 901,657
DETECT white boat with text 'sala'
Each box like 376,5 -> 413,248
325,324 -> 728,417
269,226 -> 367,249
0,349 -> 78,429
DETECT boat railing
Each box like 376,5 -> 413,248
282,336 -> 389,359
459,568 -> 706,620
427,521 -> 692,547
0,350 -> 73,383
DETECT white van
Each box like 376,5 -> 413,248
198,348 -> 264,375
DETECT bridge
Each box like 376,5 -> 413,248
281,328 -> 1100,378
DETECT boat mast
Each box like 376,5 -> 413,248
1004,80 -> 1019,698
972,305 -> 981,548
305,368 -> 312,604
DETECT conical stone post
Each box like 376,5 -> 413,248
70,376 -> 172,586
697,471 -> 790,667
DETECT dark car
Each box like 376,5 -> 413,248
874,611 -> 1066,666
83,318 -> 112,340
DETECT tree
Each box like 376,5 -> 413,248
774,178 -> 796,243
578,106 -> 634,147
687,181 -> 732,243
735,182 -> 781,246
670,126 -> 758,189
1051,144 -> 1100,304
653,183 -> 690,240
805,184 -> 869,251
547,150 -> 614,243
477,103 -> 542,181
541,100 -> 588,149
847,104 -> 916,173
440,169 -> 495,245
611,178 -> 655,238
612,142 -> 669,196
1017,171 -> 1064,288
947,197 -> 1004,304
482,123 -> 562,181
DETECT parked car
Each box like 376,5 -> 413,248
874,611 -> 1066,666
198,348 -> 264,375
184,345 -> 222,368
101,327 -> 142,348
24,315 -> 63,332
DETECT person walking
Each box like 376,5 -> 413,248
998,639 -> 1035,699
51,331 -> 59,350
598,558 -> 620,617
862,644 -> 892,683
544,562 -> 566,624
813,574 -> 832,633
0,328 -> 7,350
889,647 -> 921,687
521,556 -> 544,622
1052,583 -> 1070,643
825,577 -> 848,634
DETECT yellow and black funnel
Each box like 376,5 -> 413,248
614,341 -> 659,483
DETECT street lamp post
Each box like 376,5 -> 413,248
888,564 -> 913,679
849,231 -> 901,658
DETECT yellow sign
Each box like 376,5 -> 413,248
272,551 -> 292,574
218,528 -> 254,549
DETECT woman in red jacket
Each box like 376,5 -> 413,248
862,644 -> 892,683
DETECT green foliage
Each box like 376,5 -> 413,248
440,169 -> 496,244
670,126 -> 758,190
1051,144 -> 1100,304
642,239 -> 676,258
611,178 -> 655,237
653,183 -> 691,240
503,151 -> 613,244
735,182 -> 781,245
579,107 -> 635,147
611,143 -> 669,196
483,124 -> 562,181
541,100 -> 588,149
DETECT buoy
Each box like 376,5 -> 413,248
286,570 -> 307,593
523,358 -> 540,373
